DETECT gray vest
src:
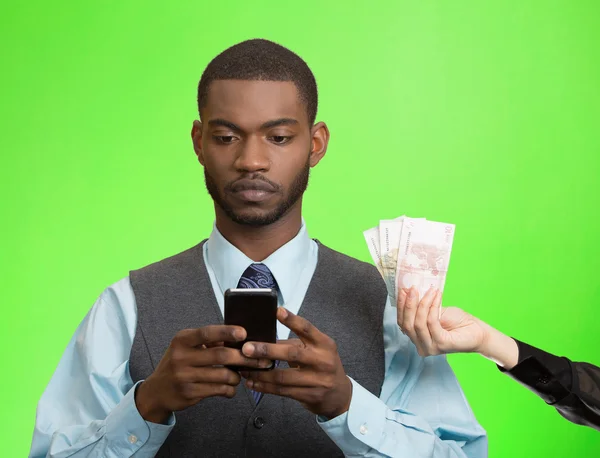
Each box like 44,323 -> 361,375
129,240 -> 387,458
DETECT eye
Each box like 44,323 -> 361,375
213,136 -> 237,144
269,136 -> 292,145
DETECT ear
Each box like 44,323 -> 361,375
309,122 -> 330,167
191,120 -> 205,166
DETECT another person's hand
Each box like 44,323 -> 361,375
397,287 -> 519,368
135,325 -> 272,424
241,307 -> 352,420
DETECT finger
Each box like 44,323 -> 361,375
245,379 -> 316,401
397,288 -> 408,330
184,382 -> 237,401
188,346 -> 272,368
275,339 -> 305,367
244,368 -> 320,387
242,341 -> 314,365
414,287 -> 437,355
401,286 -> 420,337
177,325 -> 246,347
276,308 -> 331,347
276,338 -> 304,347
179,366 -> 241,386
427,290 -> 446,345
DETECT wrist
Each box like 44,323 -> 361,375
320,377 -> 352,420
479,327 -> 519,369
135,380 -> 171,424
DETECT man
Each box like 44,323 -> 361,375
29,39 -> 487,457
396,286 -> 600,431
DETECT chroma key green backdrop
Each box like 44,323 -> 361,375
2,1 -> 599,456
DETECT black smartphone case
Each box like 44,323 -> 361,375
224,288 -> 278,371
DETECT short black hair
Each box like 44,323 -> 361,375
197,39 -> 318,124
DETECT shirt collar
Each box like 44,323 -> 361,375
205,220 -> 312,304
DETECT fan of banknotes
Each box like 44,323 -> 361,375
363,216 -> 455,306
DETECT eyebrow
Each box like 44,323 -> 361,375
261,118 -> 299,129
207,118 -> 299,132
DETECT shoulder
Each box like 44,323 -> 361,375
317,241 -> 382,278
130,242 -> 206,280
316,241 -> 386,290
74,276 -> 138,355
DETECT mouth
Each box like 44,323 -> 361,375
229,179 -> 278,203
232,189 -> 275,203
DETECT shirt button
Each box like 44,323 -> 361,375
538,375 -> 550,384
253,417 -> 265,429
359,424 -> 368,435
128,434 -> 138,444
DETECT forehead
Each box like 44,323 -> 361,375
203,80 -> 308,126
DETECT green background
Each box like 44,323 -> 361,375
2,1 -> 599,456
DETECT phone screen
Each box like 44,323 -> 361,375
224,289 -> 277,352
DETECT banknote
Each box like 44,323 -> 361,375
363,226 -> 383,275
395,218 -> 455,302
379,217 -> 404,299
364,216 -> 454,308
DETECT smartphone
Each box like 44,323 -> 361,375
224,288 -> 278,371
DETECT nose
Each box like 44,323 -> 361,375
233,135 -> 270,173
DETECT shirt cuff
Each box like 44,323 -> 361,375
317,410 -> 371,455
317,377 -> 390,455
513,339 -> 573,384
105,381 -> 175,456
499,354 -> 571,405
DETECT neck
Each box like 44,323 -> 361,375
215,205 -> 303,261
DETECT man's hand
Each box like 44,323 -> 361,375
241,308 -> 352,420
397,286 -> 492,357
135,325 -> 272,424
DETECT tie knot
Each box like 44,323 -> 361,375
237,263 -> 278,290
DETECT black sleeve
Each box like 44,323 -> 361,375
498,339 -> 600,431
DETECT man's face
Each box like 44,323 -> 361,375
193,80 -> 327,227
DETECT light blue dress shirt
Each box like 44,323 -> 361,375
29,222 -> 487,457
